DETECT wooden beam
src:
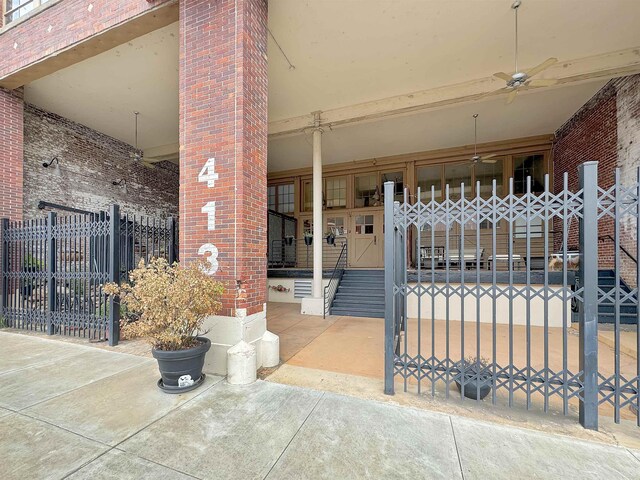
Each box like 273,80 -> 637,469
268,47 -> 640,137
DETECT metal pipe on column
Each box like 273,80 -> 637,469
312,111 -> 323,298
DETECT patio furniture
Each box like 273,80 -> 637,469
488,254 -> 525,271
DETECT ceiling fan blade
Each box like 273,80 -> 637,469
528,78 -> 558,87
481,157 -> 499,164
494,72 -> 513,82
141,161 -> 156,169
506,89 -> 518,104
482,153 -> 498,159
526,57 -> 558,78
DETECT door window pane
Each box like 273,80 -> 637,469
326,177 -> 347,209
355,215 -> 374,234
475,159 -> 504,198
354,174 -> 380,208
513,154 -> 545,194
445,163 -> 472,200
417,165 -> 442,201
381,171 -> 404,202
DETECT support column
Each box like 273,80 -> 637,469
179,0 -> 278,376
301,112 -> 325,316
0,88 -> 24,221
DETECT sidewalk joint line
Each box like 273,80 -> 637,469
449,416 -> 466,480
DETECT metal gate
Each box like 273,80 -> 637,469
1,205 -> 177,345
384,161 -> 639,430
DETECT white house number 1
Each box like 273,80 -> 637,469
198,158 -> 219,273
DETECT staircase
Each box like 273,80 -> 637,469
598,270 -> 638,324
330,269 -> 385,318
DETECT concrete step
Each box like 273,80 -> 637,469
330,307 -> 384,318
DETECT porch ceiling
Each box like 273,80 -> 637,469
21,0 -> 640,171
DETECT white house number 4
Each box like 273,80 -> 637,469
198,158 -> 219,274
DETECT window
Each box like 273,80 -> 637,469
327,217 -> 346,236
325,177 -> 347,209
355,215 -> 374,234
4,0 -> 51,25
303,180 -> 313,212
354,173 -> 380,208
475,159 -> 504,198
267,186 -> 276,211
513,154 -> 545,194
381,171 -> 404,202
267,183 -> 294,214
445,163 -> 472,200
417,165 -> 443,201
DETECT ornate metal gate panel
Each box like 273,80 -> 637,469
384,162 -> 639,430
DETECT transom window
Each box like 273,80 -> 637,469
355,215 -> 374,234
417,165 -> 442,201
325,177 -> 347,209
475,159 -> 504,198
267,183 -> 294,214
381,171 -> 404,202
513,154 -> 545,194
354,174 -> 380,208
445,163 -> 472,200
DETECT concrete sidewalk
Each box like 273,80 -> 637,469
1,331 -> 639,479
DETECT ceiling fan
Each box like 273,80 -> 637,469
470,114 -> 497,164
493,0 -> 559,104
129,111 -> 155,168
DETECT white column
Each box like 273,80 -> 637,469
312,115 -> 323,298
301,112 -> 325,315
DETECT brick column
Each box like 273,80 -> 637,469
0,88 -> 24,221
179,0 -> 274,375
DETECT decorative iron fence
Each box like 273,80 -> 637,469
384,161 -> 639,431
1,205 -> 177,345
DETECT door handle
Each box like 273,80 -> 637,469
374,235 -> 377,245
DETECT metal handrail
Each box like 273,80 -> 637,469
598,234 -> 637,265
323,241 -> 348,318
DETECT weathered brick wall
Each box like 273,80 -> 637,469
179,0 -> 268,317
23,104 -> 178,220
553,74 -> 640,285
553,82 -> 618,269
0,0 -> 175,81
0,87 -> 23,221
615,75 -> 640,286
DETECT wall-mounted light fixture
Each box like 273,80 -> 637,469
42,156 -> 59,168
112,179 -> 127,194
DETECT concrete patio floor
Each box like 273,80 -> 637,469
1,331 -> 640,479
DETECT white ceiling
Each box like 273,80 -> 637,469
23,0 -> 640,172
267,80 -> 607,171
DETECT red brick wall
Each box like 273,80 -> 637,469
553,83 -> 618,269
0,0 -> 174,81
179,0 -> 268,317
0,87 -> 24,221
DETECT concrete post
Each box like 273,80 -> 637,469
312,112 -> 323,298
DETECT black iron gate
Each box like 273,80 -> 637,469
1,205 -> 177,345
384,161 -> 639,430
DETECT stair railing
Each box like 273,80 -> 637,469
323,241 -> 348,318
598,234 -> 637,264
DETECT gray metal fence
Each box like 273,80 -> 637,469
1,205 -> 177,345
384,161 -> 639,430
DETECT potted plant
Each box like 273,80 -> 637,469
304,232 -> 313,246
283,235 -> 294,246
325,231 -> 336,245
455,356 -> 492,400
105,257 -> 224,394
